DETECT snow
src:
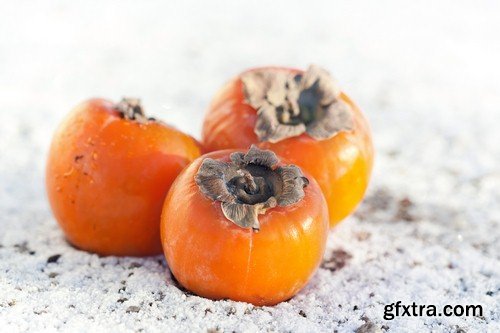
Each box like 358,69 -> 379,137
1,0 -> 499,332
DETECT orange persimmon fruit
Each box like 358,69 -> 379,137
202,65 -> 374,227
161,146 -> 328,305
46,98 -> 201,256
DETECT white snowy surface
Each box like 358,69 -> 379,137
1,1 -> 499,332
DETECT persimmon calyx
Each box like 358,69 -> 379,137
195,146 -> 309,231
115,98 -> 151,124
241,65 -> 354,143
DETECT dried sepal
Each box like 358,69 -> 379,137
115,98 -> 150,124
195,159 -> 238,203
195,146 -> 309,231
230,145 -> 279,169
241,71 -> 275,109
300,65 -> 341,106
242,145 -> 280,167
307,100 -> 354,140
241,65 -> 353,143
222,197 -> 277,231
275,165 -> 309,206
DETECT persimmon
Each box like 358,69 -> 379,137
202,65 -> 374,227
46,98 -> 201,256
161,146 -> 328,306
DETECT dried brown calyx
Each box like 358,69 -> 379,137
115,98 -> 152,123
241,65 -> 354,143
195,146 -> 309,231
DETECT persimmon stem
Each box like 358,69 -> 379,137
230,168 -> 271,205
239,169 -> 258,194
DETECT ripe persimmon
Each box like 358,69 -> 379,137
202,65 -> 374,227
46,98 -> 201,256
161,146 -> 328,306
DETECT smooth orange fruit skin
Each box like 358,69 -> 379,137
202,68 -> 374,227
161,150 -> 329,306
46,99 -> 201,256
